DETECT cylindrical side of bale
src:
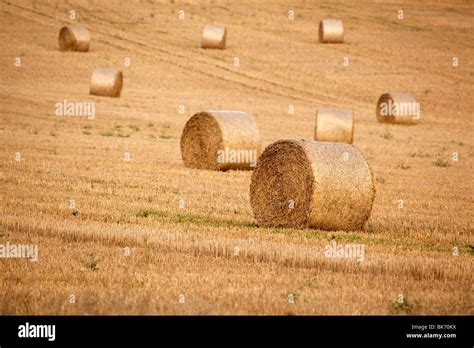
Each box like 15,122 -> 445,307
319,19 -> 344,43
90,67 -> 123,98
376,93 -> 420,125
315,108 -> 354,144
180,110 -> 261,171
250,140 -> 375,231
58,24 -> 90,52
201,24 -> 226,49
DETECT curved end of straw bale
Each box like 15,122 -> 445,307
201,24 -> 226,49
250,140 -> 375,231
181,110 -> 261,171
89,67 -> 123,98
180,111 -> 224,170
318,19 -> 344,43
376,92 -> 419,125
250,140 -> 314,229
58,24 -> 90,52
315,109 -> 354,144
318,21 -> 324,42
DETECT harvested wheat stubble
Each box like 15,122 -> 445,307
58,24 -> 90,52
250,140 -> 375,231
376,92 -> 419,125
315,108 -> 354,144
319,19 -> 344,43
90,67 -> 123,98
180,110 -> 261,171
201,24 -> 226,49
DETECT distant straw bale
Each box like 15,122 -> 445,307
319,19 -> 344,43
58,24 -> 90,52
315,108 -> 354,144
201,24 -> 226,49
90,67 -> 123,98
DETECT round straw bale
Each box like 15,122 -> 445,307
376,93 -> 420,124
201,24 -> 226,49
250,140 -> 375,231
58,24 -> 90,52
180,110 -> 261,171
90,67 -> 123,98
315,108 -> 354,144
319,19 -> 344,43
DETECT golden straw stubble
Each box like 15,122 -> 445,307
90,67 -> 123,98
376,92 -> 420,125
250,140 -> 375,231
180,110 -> 261,171
201,24 -> 227,49
58,24 -> 90,52
315,108 -> 354,144
319,19 -> 344,43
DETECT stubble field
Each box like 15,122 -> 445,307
0,0 -> 473,314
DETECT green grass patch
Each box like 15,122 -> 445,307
136,209 -> 165,218
159,133 -> 173,139
462,245 -> 474,255
100,131 -> 114,137
381,129 -> 393,140
390,21 -> 425,32
398,164 -> 411,170
100,130 -> 131,138
433,159 -> 449,167
390,293 -> 421,314
87,258 -> 100,272
409,151 -> 430,158
408,25 -> 424,32
136,209 -> 258,229
133,210 -> 458,254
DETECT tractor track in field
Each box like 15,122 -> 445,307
4,1 -> 357,106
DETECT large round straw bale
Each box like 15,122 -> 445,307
319,19 -> 344,43
90,67 -> 123,98
201,24 -> 226,49
315,108 -> 354,144
180,110 -> 261,171
250,140 -> 375,231
58,24 -> 90,52
376,92 -> 420,124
